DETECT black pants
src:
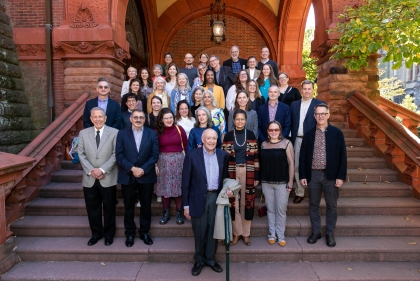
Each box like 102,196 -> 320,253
308,170 -> 339,235
191,191 -> 218,265
121,182 -> 154,237
83,180 -> 116,238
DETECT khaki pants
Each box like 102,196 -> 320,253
232,166 -> 251,237
294,137 -> 305,197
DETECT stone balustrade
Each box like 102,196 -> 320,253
348,92 -> 420,199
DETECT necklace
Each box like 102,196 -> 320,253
233,129 -> 246,147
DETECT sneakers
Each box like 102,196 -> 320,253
267,234 -> 276,245
278,239 -> 286,247
157,196 -> 162,203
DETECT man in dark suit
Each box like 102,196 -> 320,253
78,107 -> 119,246
83,77 -> 122,129
223,45 -> 248,75
209,55 -> 234,96
182,129 -> 230,276
258,85 -> 291,141
290,80 -> 324,204
116,109 -> 159,247
256,46 -> 279,78
299,103 -> 347,248
121,93 -> 138,129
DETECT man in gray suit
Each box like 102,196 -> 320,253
78,107 -> 119,246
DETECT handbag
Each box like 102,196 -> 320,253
258,194 -> 267,217
175,125 -> 185,155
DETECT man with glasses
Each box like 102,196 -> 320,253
179,53 -> 198,88
246,56 -> 260,80
299,103 -> 347,247
290,80 -> 324,204
116,109 -> 159,247
83,77 -> 122,129
209,55 -> 234,98
223,45 -> 248,75
121,93 -> 138,129
161,51 -> 173,76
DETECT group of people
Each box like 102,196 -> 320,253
77,45 -> 347,277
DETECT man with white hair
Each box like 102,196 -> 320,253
223,45 -> 248,75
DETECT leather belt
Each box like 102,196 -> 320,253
236,164 -> 246,167
207,190 -> 218,193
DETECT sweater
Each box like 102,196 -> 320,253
156,125 -> 188,153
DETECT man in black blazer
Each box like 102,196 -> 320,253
258,85 -> 291,141
121,93 -> 138,129
290,81 -> 324,204
299,103 -> 347,248
116,109 -> 159,247
209,55 -> 234,96
256,46 -> 279,78
223,45 -> 248,75
83,77 -> 122,129
182,129 -> 230,276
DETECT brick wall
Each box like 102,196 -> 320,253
53,60 -> 65,118
4,0 -> 63,27
167,15 -> 265,66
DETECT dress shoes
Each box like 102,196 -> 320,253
191,263 -> 203,276
207,262 -> 223,273
307,233 -> 321,244
87,236 -> 101,246
230,235 -> 240,246
293,196 -> 303,204
104,237 -> 113,246
242,236 -> 251,246
140,233 -> 153,245
326,234 -> 336,247
125,236 -> 135,247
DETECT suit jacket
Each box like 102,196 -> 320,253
121,111 -> 131,129
246,68 -> 261,80
116,126 -> 159,185
181,147 -> 229,218
223,58 -> 248,73
290,98 -> 324,145
213,66 -> 234,97
257,101 -> 291,142
78,125 -> 119,187
299,125 -> 347,183
83,97 -> 122,129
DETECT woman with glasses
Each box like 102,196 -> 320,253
257,64 -> 277,101
199,53 -> 210,68
155,108 -> 188,225
278,72 -> 301,107
147,77 -> 170,114
227,91 -> 258,139
192,63 -> 207,91
152,64 -> 165,81
188,106 -> 221,150
226,70 -> 250,111
247,80 -> 265,112
260,121 -> 294,247
222,109 -> 259,246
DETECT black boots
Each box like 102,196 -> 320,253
159,209 -> 170,224
176,209 -> 184,225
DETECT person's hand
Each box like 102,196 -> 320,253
91,168 -> 103,179
184,208 -> 191,220
131,167 -> 143,178
155,165 -> 159,176
300,179 -> 307,186
335,179 -> 343,188
286,181 -> 293,193
254,180 -> 259,187
226,190 -> 233,198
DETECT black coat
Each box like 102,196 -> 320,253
213,66 -> 234,97
223,58 -> 248,73
83,97 -> 122,129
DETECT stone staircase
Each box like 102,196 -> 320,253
2,126 -> 420,280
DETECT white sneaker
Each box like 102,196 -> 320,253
157,196 -> 162,203
136,201 -> 141,207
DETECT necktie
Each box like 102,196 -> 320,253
96,130 -> 100,148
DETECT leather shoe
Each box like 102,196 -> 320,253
293,196 -> 303,204
125,236 -> 134,247
104,237 -> 113,246
191,263 -> 203,276
207,262 -> 223,273
87,236 -> 101,246
242,236 -> 251,246
307,233 -> 321,244
140,233 -> 153,245
230,235 -> 240,246
326,234 -> 336,247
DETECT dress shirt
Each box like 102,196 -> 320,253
232,60 -> 241,74
268,101 -> 278,122
177,117 -> 195,138
90,126 -> 105,175
203,147 -> 219,191
249,69 -> 255,80
97,97 -> 109,113
132,126 -> 144,152
297,99 -> 312,136
312,126 -> 327,169
215,69 -> 220,84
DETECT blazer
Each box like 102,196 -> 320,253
181,147 -> 229,218
257,101 -> 291,142
213,66 -> 234,97
78,125 -> 119,187
290,98 -> 325,145
116,126 -> 159,185
83,97 -> 122,129
223,58 -> 248,72
299,125 -> 347,183
246,68 -> 261,80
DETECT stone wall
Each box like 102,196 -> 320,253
0,0 -> 34,153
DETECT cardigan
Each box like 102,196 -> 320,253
222,129 -> 259,221
227,109 -> 259,139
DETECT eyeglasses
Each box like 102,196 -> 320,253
314,113 -> 329,117
185,57 -> 193,59
98,86 -> 109,89
239,74 -> 247,77
279,76 -> 288,80
268,128 -> 280,132
209,59 -> 217,63
132,116 -> 145,120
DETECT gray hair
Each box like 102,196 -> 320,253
153,76 -> 168,92
91,107 -> 106,117
194,106 -> 214,128
201,90 -> 217,107
301,79 -> 314,88
175,73 -> 191,91
152,64 -> 163,73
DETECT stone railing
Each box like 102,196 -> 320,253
378,96 -> 420,135
348,92 -> 420,199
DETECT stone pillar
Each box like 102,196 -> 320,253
0,0 -> 35,153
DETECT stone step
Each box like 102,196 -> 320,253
346,147 -> 375,157
51,169 -> 83,183
3,261 -> 420,281
11,215 -> 420,238
344,137 -> 365,147
24,196 -> 420,216
341,129 -> 358,138
330,121 -> 349,129
345,168 -> 397,182
61,160 -> 82,170
346,157 -> 386,169
13,236 -> 420,263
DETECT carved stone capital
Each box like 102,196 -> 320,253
70,5 -> 98,28
53,41 -> 130,62
17,44 -> 46,56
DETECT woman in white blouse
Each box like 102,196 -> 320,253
175,100 -> 195,138
165,62 -> 178,95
